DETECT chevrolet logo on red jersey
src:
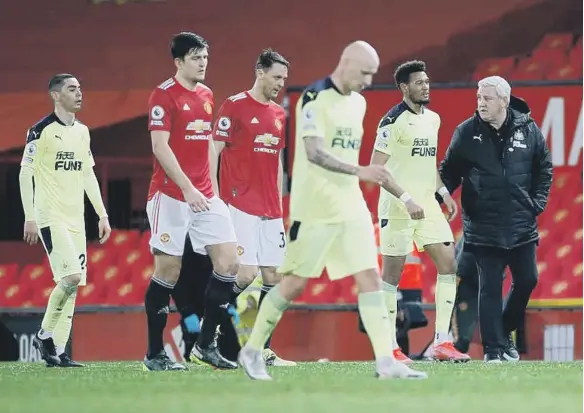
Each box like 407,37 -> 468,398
186,120 -> 212,132
254,134 -> 280,147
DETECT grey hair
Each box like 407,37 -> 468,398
478,76 -> 511,101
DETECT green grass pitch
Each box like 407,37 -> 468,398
0,361 -> 581,413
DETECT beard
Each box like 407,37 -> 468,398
411,95 -> 430,105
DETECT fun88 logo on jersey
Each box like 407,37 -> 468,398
411,138 -> 436,157
55,151 -> 82,171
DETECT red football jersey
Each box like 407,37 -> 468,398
212,91 -> 286,218
147,77 -> 214,201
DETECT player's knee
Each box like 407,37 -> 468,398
159,266 -> 181,285
260,267 -> 281,286
237,265 -> 257,286
438,261 -> 457,275
381,255 -> 406,285
279,275 -> 308,301
62,273 -> 82,287
58,276 -> 80,295
229,261 -> 240,277
207,243 -> 240,276
154,255 -> 182,284
381,267 -> 401,286
214,258 -> 240,277
439,258 -> 457,275
431,244 -> 457,274
354,269 -> 382,293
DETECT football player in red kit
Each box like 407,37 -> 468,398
210,49 -> 295,366
144,32 -> 239,371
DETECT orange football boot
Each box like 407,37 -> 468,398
432,342 -> 471,362
393,348 -> 413,364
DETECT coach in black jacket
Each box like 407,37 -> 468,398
439,76 -> 552,363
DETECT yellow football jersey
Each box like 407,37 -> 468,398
21,113 -> 94,232
374,102 -> 443,220
291,77 -> 369,223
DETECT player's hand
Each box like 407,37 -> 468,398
183,186 -> 210,213
356,165 -> 390,185
98,217 -> 112,244
23,221 -> 39,245
442,193 -> 458,222
405,199 -> 425,220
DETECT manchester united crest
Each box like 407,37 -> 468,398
203,101 -> 212,115
237,246 -> 244,256
274,119 -> 283,131
160,233 -> 170,243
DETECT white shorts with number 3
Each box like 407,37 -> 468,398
228,205 -> 286,267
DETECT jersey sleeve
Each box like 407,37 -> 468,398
277,111 -> 286,149
212,99 -> 235,143
298,93 -> 326,139
148,89 -> 174,132
20,127 -> 47,170
84,128 -> 96,168
373,116 -> 399,156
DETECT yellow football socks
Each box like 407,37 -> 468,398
53,292 -> 77,355
434,273 -> 457,343
246,285 -> 289,351
358,291 -> 394,360
382,282 -> 399,349
39,281 -> 77,338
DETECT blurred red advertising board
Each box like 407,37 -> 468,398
71,307 -> 582,362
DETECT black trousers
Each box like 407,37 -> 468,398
453,268 -> 479,353
468,241 -> 538,354
452,237 -> 480,352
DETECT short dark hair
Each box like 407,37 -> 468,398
393,60 -> 427,87
48,74 -> 75,92
256,48 -> 289,71
170,32 -> 209,60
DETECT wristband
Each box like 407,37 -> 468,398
399,193 -> 412,203
437,186 -> 449,197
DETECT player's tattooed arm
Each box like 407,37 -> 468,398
303,136 -> 358,175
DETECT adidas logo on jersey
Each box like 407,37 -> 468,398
251,117 -> 259,124
183,103 -> 190,111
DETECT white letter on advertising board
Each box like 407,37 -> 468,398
540,98 -> 565,166
567,103 -> 582,166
